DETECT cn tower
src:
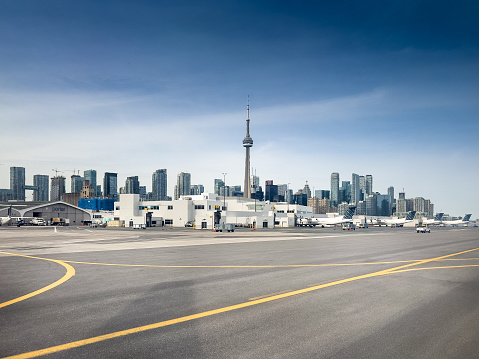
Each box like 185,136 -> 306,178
243,97 -> 253,198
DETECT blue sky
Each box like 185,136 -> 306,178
1,0 -> 478,217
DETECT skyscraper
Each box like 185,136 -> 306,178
243,98 -> 253,198
330,172 -> 340,207
71,175 -> 83,194
125,176 -> 140,194
366,175 -> 373,195
33,175 -> 49,201
84,170 -> 100,196
351,173 -> 360,204
387,186 -> 394,200
303,181 -> 311,198
152,169 -> 167,200
214,179 -> 224,195
51,176 -> 65,202
359,175 -> 366,201
10,167 -> 25,201
175,172 -> 191,200
190,184 -> 204,195
103,172 -> 118,200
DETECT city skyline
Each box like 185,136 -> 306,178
0,1 -> 477,216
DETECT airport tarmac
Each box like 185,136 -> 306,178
1,226 -> 478,358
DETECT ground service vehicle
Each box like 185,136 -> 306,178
416,227 -> 431,233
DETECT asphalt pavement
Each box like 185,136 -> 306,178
1,226 -> 478,358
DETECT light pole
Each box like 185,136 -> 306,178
287,183 -> 290,212
222,172 -> 227,211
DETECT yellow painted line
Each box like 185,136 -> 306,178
392,264 -> 479,273
3,246 -> 479,359
61,259 -> 419,268
0,252 -> 75,309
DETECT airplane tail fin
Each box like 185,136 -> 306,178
434,213 -> 444,221
406,211 -> 416,221
343,206 -> 356,220
463,214 -> 472,222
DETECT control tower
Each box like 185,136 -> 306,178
243,98 -> 253,198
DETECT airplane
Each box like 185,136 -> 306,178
422,212 -> 444,226
310,206 -> 357,227
441,214 -> 472,227
0,205 -> 13,226
383,211 -> 416,227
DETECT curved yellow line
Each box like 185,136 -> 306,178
3,246 -> 479,359
0,251 -> 75,309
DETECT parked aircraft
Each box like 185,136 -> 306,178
383,211 -> 416,227
442,214 -> 472,227
310,206 -> 357,227
0,205 -> 12,226
422,213 -> 444,225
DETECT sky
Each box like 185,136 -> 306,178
1,0 -> 478,217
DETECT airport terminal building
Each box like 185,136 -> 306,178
114,193 -> 313,229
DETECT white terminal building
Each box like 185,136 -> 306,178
114,193 -> 312,229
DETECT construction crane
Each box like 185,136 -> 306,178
52,169 -> 64,177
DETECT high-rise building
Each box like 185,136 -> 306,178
303,181 -> 311,198
351,173 -> 360,204
84,170 -> 97,194
341,181 -> 351,203
0,189 -> 14,202
103,172 -> 118,200
315,190 -> 330,200
243,98 -> 253,199
80,180 -> 95,199
265,180 -> 279,202
359,175 -> 366,200
190,184 -> 205,195
51,176 -> 65,202
317,198 -> 330,214
366,194 -> 377,216
377,194 -> 392,216
214,179 -> 224,195
139,186 -> 147,201
33,175 -> 49,201
152,169 -> 167,201
10,167 -> 25,201
71,175 -> 83,194
365,175 -> 373,196
175,172 -> 191,200
125,176 -> 140,194
330,173 -> 340,207
356,200 -> 366,215
387,186 -> 394,200
396,198 -> 407,213
414,197 -> 425,213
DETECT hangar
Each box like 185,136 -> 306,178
0,201 -> 91,225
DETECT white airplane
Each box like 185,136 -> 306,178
310,206 -> 357,227
383,211 -> 416,227
422,213 -> 444,226
442,214 -> 472,227
0,205 -> 13,226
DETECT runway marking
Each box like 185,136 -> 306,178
61,259 -> 420,268
3,246 -> 479,359
59,257 -> 479,268
392,264 -> 479,273
0,252 -> 75,309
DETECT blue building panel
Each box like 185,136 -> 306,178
78,198 -> 114,211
